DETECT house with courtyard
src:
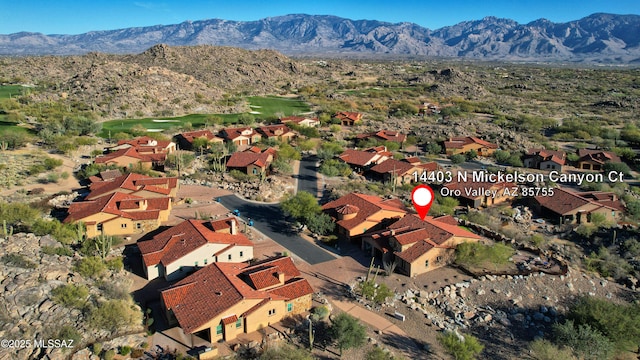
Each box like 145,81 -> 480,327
219,127 -> 262,149
256,124 -> 296,143
108,136 -> 176,156
576,149 -> 622,171
86,173 -> 178,201
137,217 -> 254,281
160,256 -> 313,344
533,187 -> 623,225
94,147 -> 157,170
322,192 -> 407,242
356,130 -> 407,145
367,158 -> 438,185
338,146 -> 391,173
226,147 -> 276,175
361,214 -> 481,277
523,149 -> 566,171
279,116 -> 319,127
175,130 -> 224,151
443,136 -> 498,157
64,192 -> 171,238
333,111 -> 363,126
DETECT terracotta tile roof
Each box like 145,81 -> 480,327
87,173 -> 178,200
178,130 -> 222,144
535,188 -> 623,215
357,130 -> 406,143
577,149 -> 622,165
369,159 -> 415,176
404,157 -> 421,165
65,192 -> 170,224
395,240 -> 435,263
221,315 -> 238,325
339,147 -> 390,167
118,136 -> 173,150
247,266 -> 282,290
99,169 -> 122,181
160,256 -> 312,334
336,204 -> 360,215
267,278 -> 314,300
280,116 -> 319,126
138,218 -> 252,267
322,192 -> 407,231
526,148 -> 566,165
220,127 -> 258,141
256,124 -> 294,138
95,147 -> 146,164
419,162 -> 439,171
226,148 -> 274,169
444,136 -> 498,150
334,111 -> 362,122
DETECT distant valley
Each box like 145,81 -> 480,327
1,13 -> 640,63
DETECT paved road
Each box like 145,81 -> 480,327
217,196 -> 336,266
296,155 -> 319,197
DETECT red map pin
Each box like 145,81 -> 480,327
411,184 -> 435,220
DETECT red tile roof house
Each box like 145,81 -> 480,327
338,146 -> 391,173
137,218 -> 254,281
279,116 -> 320,127
356,130 -> 407,144
108,136 -> 176,155
256,124 -> 296,143
219,127 -> 262,150
226,147 -> 276,175
64,192 -> 171,238
322,192 -> 407,243
160,256 -> 313,346
442,179 -> 516,208
175,130 -> 224,151
86,172 -> 179,201
523,149 -> 566,171
94,147 -> 157,170
533,187 -> 623,225
576,149 -> 622,171
367,158 -> 439,185
333,111 -> 363,126
443,136 -> 499,157
361,214 -> 481,277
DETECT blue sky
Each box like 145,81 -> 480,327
0,0 -> 638,35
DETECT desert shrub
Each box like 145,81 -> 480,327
329,313 -> 367,356
74,256 -> 106,278
450,154 -> 466,164
229,170 -> 254,182
358,280 -> 393,305
438,331 -> 484,360
43,157 -> 63,170
51,284 -> 89,308
131,348 -> 144,358
1,253 -> 37,269
88,299 -> 141,332
259,344 -> 314,360
552,320 -> 614,360
567,296 -> 640,352
311,306 -> 330,321
41,245 -> 74,257
319,159 -> 351,177
366,347 -> 403,360
455,242 -> 515,267
120,345 -> 132,355
103,349 -> 116,360
105,257 -> 124,271
57,325 -> 82,348
529,339 -> 576,360
91,343 -> 102,355
306,213 -> 335,235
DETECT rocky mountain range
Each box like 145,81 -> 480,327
1,13 -> 639,63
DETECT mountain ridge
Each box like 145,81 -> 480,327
1,13 -> 639,63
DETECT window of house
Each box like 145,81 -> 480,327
204,258 -> 208,265
268,309 -> 276,316
136,223 -> 142,229
287,303 -> 293,312
425,260 -> 429,268
97,224 -> 103,232
228,254 -> 232,261
195,261 -> 198,267
216,325 -> 223,335
436,256 -> 443,264
236,317 -> 242,328
239,251 -> 243,257
121,223 -> 127,228
252,168 -> 258,174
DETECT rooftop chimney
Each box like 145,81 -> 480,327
230,219 -> 237,235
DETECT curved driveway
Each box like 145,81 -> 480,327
217,155 -> 336,265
